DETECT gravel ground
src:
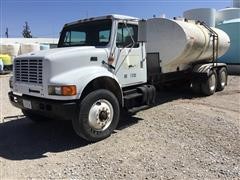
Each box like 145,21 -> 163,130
0,75 -> 239,179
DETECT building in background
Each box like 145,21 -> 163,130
183,0 -> 240,74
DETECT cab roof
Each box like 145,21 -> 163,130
64,14 -> 139,27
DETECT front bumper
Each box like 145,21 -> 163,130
8,91 -> 78,121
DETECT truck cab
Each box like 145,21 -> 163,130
9,15 -> 147,141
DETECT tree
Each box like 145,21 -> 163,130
22,21 -> 32,38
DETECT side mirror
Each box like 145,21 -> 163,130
138,19 -> 147,42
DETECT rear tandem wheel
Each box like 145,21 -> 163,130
201,70 -> 217,96
216,67 -> 228,91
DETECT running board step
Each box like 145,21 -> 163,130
124,92 -> 143,100
123,89 -> 138,96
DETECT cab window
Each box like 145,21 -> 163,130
64,31 -> 86,45
99,30 -> 111,43
116,23 -> 139,48
58,19 -> 112,47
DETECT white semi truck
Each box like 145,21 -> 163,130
9,15 -> 230,141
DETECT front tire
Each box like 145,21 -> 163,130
72,89 -> 120,142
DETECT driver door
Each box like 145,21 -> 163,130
114,22 -> 146,87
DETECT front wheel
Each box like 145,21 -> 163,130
72,89 -> 120,142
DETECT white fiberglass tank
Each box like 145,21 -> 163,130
183,8 -> 216,27
145,18 -> 230,73
0,43 -> 20,57
216,8 -> 240,24
40,44 -> 50,50
20,43 -> 40,55
233,0 -> 240,8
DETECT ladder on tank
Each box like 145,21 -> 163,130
199,21 -> 219,66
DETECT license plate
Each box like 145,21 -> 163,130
23,99 -> 32,109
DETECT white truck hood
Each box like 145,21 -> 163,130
17,46 -> 109,60
13,46 -> 114,100
16,46 -> 110,79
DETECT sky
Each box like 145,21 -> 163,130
0,0 -> 232,38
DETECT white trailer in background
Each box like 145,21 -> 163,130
9,15 -> 230,141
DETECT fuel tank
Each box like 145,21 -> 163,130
145,18 -> 230,73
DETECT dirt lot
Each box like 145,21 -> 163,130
0,75 -> 239,179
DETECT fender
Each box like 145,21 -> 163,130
49,66 -> 123,101
193,63 -> 227,75
76,67 -> 123,100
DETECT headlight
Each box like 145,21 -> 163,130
9,76 -> 13,89
48,85 -> 77,96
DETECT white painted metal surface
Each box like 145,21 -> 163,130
183,8 -> 216,27
66,14 -> 138,27
145,18 -> 230,73
216,8 -> 240,24
13,46 -> 121,100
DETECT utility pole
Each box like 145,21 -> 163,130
5,28 -> 9,38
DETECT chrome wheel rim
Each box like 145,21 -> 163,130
209,73 -> 216,91
88,99 -> 114,131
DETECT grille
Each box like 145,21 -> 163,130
15,59 -> 43,84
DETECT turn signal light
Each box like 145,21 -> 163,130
62,85 -> 77,96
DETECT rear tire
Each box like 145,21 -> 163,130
201,70 -> 217,96
217,67 -> 228,91
72,89 -> 120,142
191,82 -> 201,94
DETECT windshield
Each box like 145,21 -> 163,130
58,19 -> 112,47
